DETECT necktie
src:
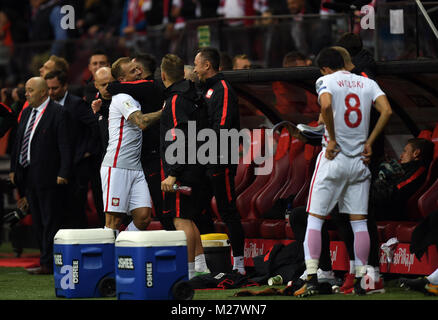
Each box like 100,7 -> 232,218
19,109 -> 38,167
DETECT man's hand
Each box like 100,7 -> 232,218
161,176 -> 177,193
17,197 -> 29,212
91,99 -> 102,114
361,143 -> 372,165
325,140 -> 340,160
57,176 -> 68,185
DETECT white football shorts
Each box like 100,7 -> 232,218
101,166 -> 152,214
306,149 -> 371,216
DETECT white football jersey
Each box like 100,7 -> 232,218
316,70 -> 385,156
102,93 -> 142,170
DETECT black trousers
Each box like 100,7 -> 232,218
206,167 -> 245,257
90,156 -> 105,227
26,184 -> 65,269
142,157 -> 163,218
65,156 -> 94,229
142,157 -> 176,230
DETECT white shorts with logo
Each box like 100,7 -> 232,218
100,166 -> 152,214
306,150 -> 371,216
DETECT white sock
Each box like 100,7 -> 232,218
195,254 -> 209,273
350,219 -> 370,277
127,221 -> 140,231
188,262 -> 195,280
303,215 -> 324,275
374,267 -> 381,281
427,267 -> 438,285
104,226 -> 119,238
349,260 -> 355,274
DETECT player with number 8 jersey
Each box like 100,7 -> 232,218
294,48 -> 392,297
315,69 -> 385,157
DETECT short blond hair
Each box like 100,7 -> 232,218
111,57 -> 131,80
232,54 -> 250,67
161,54 -> 184,83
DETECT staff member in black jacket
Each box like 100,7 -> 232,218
160,54 -> 209,279
44,70 -> 101,229
194,47 -> 246,275
9,77 -> 71,275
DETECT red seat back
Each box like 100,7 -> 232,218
418,178 -> 438,217
292,144 -> 322,208
407,158 -> 438,220
432,123 -> 438,159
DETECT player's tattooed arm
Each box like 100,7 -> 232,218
128,110 -> 162,130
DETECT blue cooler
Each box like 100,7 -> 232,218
115,230 -> 188,300
53,228 -> 116,298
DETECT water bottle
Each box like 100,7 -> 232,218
267,275 -> 283,286
173,184 -> 192,196
285,203 -> 292,222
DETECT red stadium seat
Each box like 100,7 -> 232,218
417,129 -> 432,141
432,123 -> 438,159
292,144 -> 322,208
418,178 -> 438,217
254,130 -> 292,217
376,221 -> 399,242
259,219 -> 287,239
406,158 -> 438,220
395,222 -> 418,243
275,140 -> 306,200
235,160 -> 255,195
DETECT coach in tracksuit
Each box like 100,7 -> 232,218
194,47 -> 246,275
160,54 -> 209,279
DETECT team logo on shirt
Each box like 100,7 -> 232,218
205,89 -> 214,99
112,198 -> 120,206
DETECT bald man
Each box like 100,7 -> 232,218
10,77 -> 71,275
92,67 -> 114,157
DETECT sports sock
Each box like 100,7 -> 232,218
350,219 -> 370,277
195,254 -> 209,273
188,262 -> 195,280
303,214 -> 324,274
349,260 -> 355,274
427,268 -> 438,285
127,221 -> 140,231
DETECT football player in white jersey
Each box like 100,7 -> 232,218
295,48 -> 392,296
97,66 -> 162,237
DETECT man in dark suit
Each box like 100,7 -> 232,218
9,77 -> 71,275
44,70 -> 101,228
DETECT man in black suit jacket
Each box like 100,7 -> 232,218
9,77 -> 71,275
45,70 -> 101,228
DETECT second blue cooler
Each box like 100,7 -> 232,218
115,230 -> 188,300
